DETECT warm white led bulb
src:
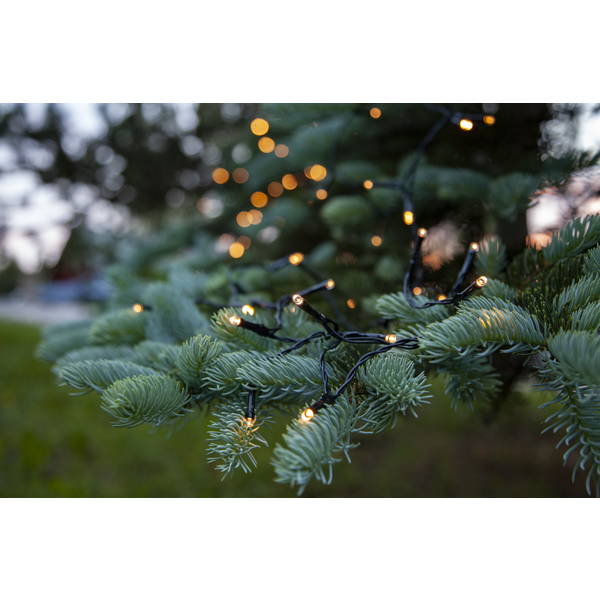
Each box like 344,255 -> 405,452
132,303 -> 144,313
292,294 -> 304,306
470,242 -> 479,252
242,305 -> 254,316
418,228 -> 427,238
229,316 -> 242,326
325,279 -> 335,290
385,334 -> 397,343
475,276 -> 488,288
301,408 -> 314,422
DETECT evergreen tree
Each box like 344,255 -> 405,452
34,103 -> 600,496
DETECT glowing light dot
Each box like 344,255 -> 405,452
438,294 -> 447,301
370,108 -> 382,118
267,182 -> 283,197
258,137 -> 275,153
229,242 -> 245,259
250,118 -> 269,136
292,294 -> 304,305
237,236 -> 251,249
304,167 -> 313,179
363,180 -> 374,189
309,164 -> 327,181
274,144 -> 289,158
218,233 -> 234,249
418,228 -> 427,238
459,119 -> 473,131
325,279 -> 335,290
229,315 -> 242,326
483,115 -> 496,125
413,287 -> 422,295
249,209 -> 263,225
282,174 -> 298,190
133,303 -> 144,313
301,408 -> 314,422
251,191 -> 268,208
289,252 -> 304,265
236,211 -> 252,227
212,168 -> 229,184
232,168 -> 249,184
371,235 -> 382,246
245,417 -> 256,427
242,305 -> 254,316
347,299 -> 356,309
404,211 -> 414,225
475,276 -> 488,288
471,242 -> 479,252
316,189 -> 327,200
385,334 -> 396,343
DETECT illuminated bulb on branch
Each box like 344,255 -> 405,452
418,228 -> 427,238
475,276 -> 488,288
300,408 -> 315,422
229,316 -> 242,326
325,279 -> 335,290
245,416 -> 256,427
292,294 -> 304,306
385,334 -> 397,343
471,242 -> 479,252
459,119 -> 473,131
483,115 -> 495,125
363,180 -> 373,189
404,211 -> 414,225
438,294 -> 447,301
289,252 -> 304,265
413,287 -> 422,295
242,305 -> 255,316
133,303 -> 144,313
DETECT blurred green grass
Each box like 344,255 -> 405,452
0,319 -> 588,497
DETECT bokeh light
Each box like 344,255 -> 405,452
249,209 -> 263,224
251,191 -> 268,207
371,235 -> 382,246
484,115 -> 496,125
363,180 -> 373,189
289,252 -> 304,265
268,182 -> 283,197
133,303 -> 144,313
218,233 -> 234,249
370,108 -> 381,118
258,137 -> 275,153
282,174 -> 297,190
459,119 -> 473,131
229,242 -> 245,258
232,168 -> 249,183
316,189 -> 327,200
212,168 -> 229,184
310,165 -> 327,181
250,118 -> 269,136
236,211 -> 252,227
238,236 -> 252,249
347,299 -> 357,309
404,211 -> 414,225
413,287 -> 422,295
274,144 -> 289,158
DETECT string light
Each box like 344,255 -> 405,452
316,189 -> 327,200
242,305 -> 255,315
438,294 -> 446,301
483,116 -> 495,125
370,108 -> 382,119
229,316 -> 242,326
292,294 -> 304,306
212,168 -> 229,184
418,228 -> 427,238
347,299 -> 356,308
459,119 -> 473,131
326,279 -> 335,289
236,212 -> 252,227
245,389 -> 256,427
413,287 -> 422,295
250,118 -> 269,136
258,137 -> 275,153
475,276 -> 488,288
471,242 -> 479,252
251,191 -> 268,208
289,252 -> 304,265
300,408 -> 315,422
237,236 -> 251,249
364,180 -> 374,189
404,211 -> 414,225
385,334 -> 396,343
249,209 -> 263,224
133,303 -> 144,313
371,235 -> 382,246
